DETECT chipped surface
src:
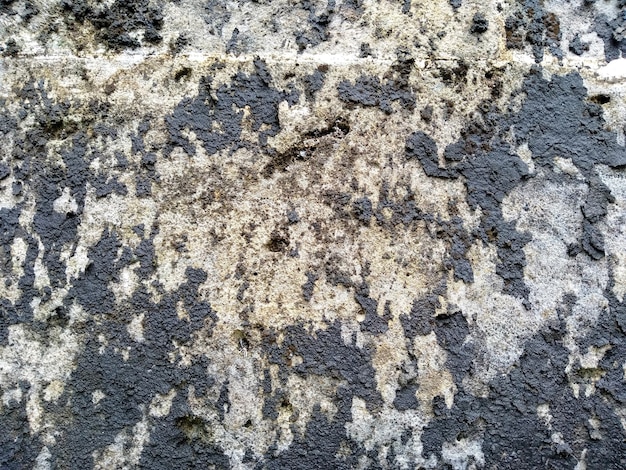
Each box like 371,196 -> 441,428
1,0 -> 626,468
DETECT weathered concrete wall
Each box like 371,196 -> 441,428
1,0 -> 626,468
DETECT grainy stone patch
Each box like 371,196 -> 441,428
1,0 -> 626,468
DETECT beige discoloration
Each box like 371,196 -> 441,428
0,325 -> 80,435
1,0 -> 626,466
413,332 -> 456,412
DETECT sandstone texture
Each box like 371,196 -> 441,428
1,0 -> 626,468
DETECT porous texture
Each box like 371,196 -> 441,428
1,0 -> 626,469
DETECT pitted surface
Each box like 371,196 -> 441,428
1,0 -> 626,469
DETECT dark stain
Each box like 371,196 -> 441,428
301,271 -> 318,301
439,60 -> 469,87
174,66 -> 192,81
471,13 -> 489,34
504,0 -> 563,62
393,384 -> 419,411
263,321 -> 382,467
337,50 -> 416,114
594,10 -> 626,62
267,230 -> 290,253
166,58 -> 298,157
303,67 -> 327,100
422,287 -> 626,468
61,0 -> 164,50
296,0 -> 333,52
406,68 -> 625,306
569,33 -> 590,56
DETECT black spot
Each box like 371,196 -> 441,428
569,33 -> 590,56
471,13 -> 489,34
301,272 -> 318,301
352,197 -> 373,225
174,67 -> 192,81
304,68 -> 326,100
393,384 -> 419,411
504,1 -> 563,62
594,11 -> 626,62
267,230 -> 289,253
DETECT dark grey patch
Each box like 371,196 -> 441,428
68,229 -> 121,315
226,27 -> 246,56
420,105 -> 433,122
262,370 -> 282,420
569,33 -> 590,56
322,259 -> 390,335
263,321 -> 381,468
0,207 -> 21,297
203,0 -> 231,36
0,0 -> 16,16
594,11 -> 626,62
92,173 -> 127,198
0,76 -> 230,468
343,0 -> 363,14
433,312 -> 474,384
406,131 -> 454,179
449,0 -> 462,9
130,119 -> 149,155
140,392 -> 230,469
407,69 -> 624,305
11,181 -> 22,196
352,196 -> 373,225
130,120 -> 159,197
582,220 -> 605,260
359,42 -> 373,58
287,208 -> 300,224
303,68 -> 326,100
504,1 -> 563,62
400,282 -> 447,339
266,321 -> 382,410
20,1 -> 39,21
166,58 -> 297,156
579,176 -> 614,259
171,33 -> 189,55
60,0 -> 164,50
301,271 -> 318,301
355,280 -> 390,335
1,39 -> 20,57
439,60 -> 469,87
216,381 -> 230,421
470,13 -> 489,34
459,146 -> 532,304
135,174 -> 152,197
236,280 -> 250,302
265,390 -> 356,469
337,52 -> 415,114
406,135 -> 474,282
296,0 -> 333,52
0,382 -> 40,469
52,257 -> 219,467
442,216 -> 474,283
422,292 -> 626,468
401,0 -> 411,14
393,384 -> 419,411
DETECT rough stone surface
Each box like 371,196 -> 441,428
1,0 -> 626,468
